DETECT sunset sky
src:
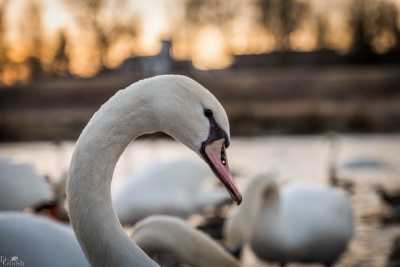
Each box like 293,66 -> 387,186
0,0 -> 399,84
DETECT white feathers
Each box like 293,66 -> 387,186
0,212 -> 88,267
225,174 -> 353,266
67,75 -> 232,266
131,215 -> 239,267
113,159 -> 230,225
0,157 -> 53,211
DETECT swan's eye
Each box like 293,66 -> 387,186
221,145 -> 227,165
204,109 -> 213,118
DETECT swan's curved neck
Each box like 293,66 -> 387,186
254,193 -> 281,232
226,177 -> 280,246
67,88 -> 159,267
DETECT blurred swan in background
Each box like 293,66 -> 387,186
224,174 -> 353,267
0,212 -> 88,266
67,75 -> 241,266
45,160 -> 232,225
342,157 -> 393,171
327,134 -> 355,194
113,159 -> 231,225
0,157 -> 54,212
131,215 -> 239,267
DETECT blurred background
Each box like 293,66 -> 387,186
0,0 -> 400,138
0,0 -> 400,267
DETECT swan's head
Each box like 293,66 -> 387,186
152,75 -> 242,204
198,110 -> 242,205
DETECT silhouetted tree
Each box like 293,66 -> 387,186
350,0 -> 375,54
316,15 -> 329,49
83,0 -> 109,67
0,0 -> 7,75
50,31 -> 69,75
349,0 -> 400,56
372,0 -> 400,51
257,0 -> 310,50
26,0 -> 43,80
65,0 -> 139,70
185,0 -> 240,27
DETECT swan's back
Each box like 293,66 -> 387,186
132,215 -> 239,267
0,157 -> 53,211
0,213 -> 88,267
113,160 -> 227,224
281,184 -> 353,241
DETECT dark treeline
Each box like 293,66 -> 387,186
0,0 -> 141,84
185,0 -> 400,53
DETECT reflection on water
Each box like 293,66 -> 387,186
1,135 -> 400,267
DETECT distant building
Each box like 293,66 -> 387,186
119,40 -> 193,78
140,40 -> 173,75
119,40 -> 172,77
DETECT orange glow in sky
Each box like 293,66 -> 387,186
192,26 -> 232,70
0,0 -> 399,84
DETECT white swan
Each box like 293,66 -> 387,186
224,174 -> 353,267
0,212 -> 89,266
0,157 -> 53,211
131,215 -> 240,267
67,75 -> 242,266
113,159 -> 231,225
0,213 -> 237,267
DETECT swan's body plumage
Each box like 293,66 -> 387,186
67,75 -> 240,266
225,175 -> 353,266
132,215 -> 239,267
0,157 -> 53,211
0,212 -> 88,267
252,184 -> 353,266
113,159 -> 230,225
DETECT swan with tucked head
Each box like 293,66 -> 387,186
67,75 -> 242,267
224,174 -> 353,267
113,159 -> 231,225
132,215 -> 240,267
0,157 -> 54,212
